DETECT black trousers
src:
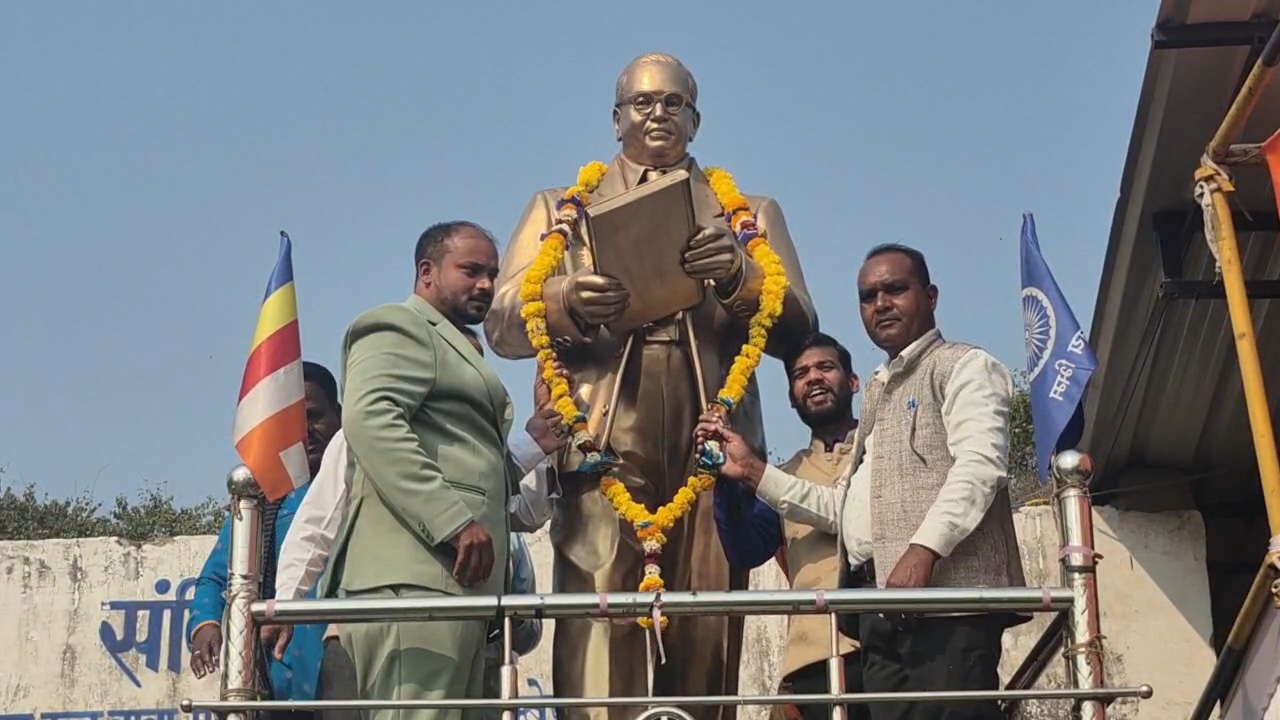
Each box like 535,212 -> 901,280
785,652 -> 869,720
859,614 -> 1006,720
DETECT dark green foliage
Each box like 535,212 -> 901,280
1009,371 -> 1051,505
0,469 -> 224,542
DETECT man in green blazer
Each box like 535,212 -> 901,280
328,220 -> 514,720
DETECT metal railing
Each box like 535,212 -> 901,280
181,451 -> 1151,720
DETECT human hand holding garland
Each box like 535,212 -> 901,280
693,412 -> 767,489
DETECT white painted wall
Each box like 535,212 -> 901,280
0,506 -> 1216,720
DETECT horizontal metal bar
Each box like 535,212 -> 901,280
183,686 -> 1154,713
1152,20 -> 1279,50
1221,143 -> 1266,165
1159,279 -> 1280,300
252,588 -> 1073,625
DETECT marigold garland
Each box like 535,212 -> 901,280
518,162 -> 789,631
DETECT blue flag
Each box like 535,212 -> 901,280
1020,213 -> 1098,482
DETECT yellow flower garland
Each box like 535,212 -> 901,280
518,162 -> 789,630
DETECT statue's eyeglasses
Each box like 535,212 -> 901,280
619,92 -> 694,116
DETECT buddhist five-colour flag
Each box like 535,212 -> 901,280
232,232 -> 309,501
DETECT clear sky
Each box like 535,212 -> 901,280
0,2 -> 1156,503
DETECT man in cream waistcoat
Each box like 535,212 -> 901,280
697,243 -> 1025,720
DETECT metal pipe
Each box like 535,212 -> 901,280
1201,179 -> 1280,537
250,587 -> 1073,626
182,685 -> 1154,714
499,615 -> 517,720
1186,32 -> 1280,710
1000,613 -> 1068,717
1221,143 -> 1267,166
221,465 -> 265,720
1186,562 -> 1279,720
1205,21 -> 1280,161
1052,450 -> 1108,720
826,613 -> 846,720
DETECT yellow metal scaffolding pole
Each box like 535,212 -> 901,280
1187,562 -> 1279,720
1185,26 -> 1280,720
1197,22 -> 1280,543
1197,173 -> 1280,539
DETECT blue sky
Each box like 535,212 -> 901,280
0,2 -> 1155,503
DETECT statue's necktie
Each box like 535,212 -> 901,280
640,167 -> 666,185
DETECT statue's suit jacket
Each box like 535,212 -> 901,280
484,153 -> 818,463
326,294 -> 515,599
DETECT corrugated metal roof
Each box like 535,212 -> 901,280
1084,0 -> 1280,502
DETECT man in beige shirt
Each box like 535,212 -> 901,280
773,332 -> 868,720
714,330 -> 869,720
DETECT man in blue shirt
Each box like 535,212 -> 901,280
713,463 -> 785,571
187,361 -> 343,717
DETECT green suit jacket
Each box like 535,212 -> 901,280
326,294 -> 515,598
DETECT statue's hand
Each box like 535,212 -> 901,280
682,225 -> 742,283
564,271 -> 630,326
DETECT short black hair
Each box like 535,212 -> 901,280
783,332 -> 853,378
414,221 -> 496,267
302,361 -> 339,408
864,242 -> 932,287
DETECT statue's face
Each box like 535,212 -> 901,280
613,61 -> 700,168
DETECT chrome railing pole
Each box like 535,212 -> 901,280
221,464 -> 265,720
183,685 -> 1156,714
499,616 -> 517,720
249,587 -> 1075,625
826,612 -> 846,720
1053,451 -> 1108,720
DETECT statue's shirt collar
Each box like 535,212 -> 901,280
616,153 -> 693,190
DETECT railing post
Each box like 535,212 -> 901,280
826,613 -> 847,720
499,616 -> 518,720
1052,450 -> 1108,720
222,464 -> 265,720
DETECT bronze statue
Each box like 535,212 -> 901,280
484,52 -> 817,720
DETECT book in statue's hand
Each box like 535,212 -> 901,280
584,168 -> 704,336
